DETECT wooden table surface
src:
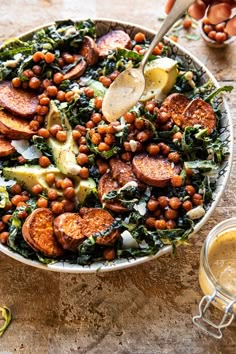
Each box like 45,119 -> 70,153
0,1 -> 235,353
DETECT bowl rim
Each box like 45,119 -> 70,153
0,18 -> 233,273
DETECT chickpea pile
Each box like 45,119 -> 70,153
202,18 -> 230,43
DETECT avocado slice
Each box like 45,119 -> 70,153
45,102 -> 80,176
3,165 -> 96,203
3,165 -> 65,194
75,178 -> 96,204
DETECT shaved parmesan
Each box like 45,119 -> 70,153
134,201 -> 147,216
11,140 -> 42,160
121,230 -> 139,249
187,205 -> 205,220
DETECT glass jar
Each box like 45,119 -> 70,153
193,218 -> 236,339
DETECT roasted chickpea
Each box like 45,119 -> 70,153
155,219 -> 167,230
158,196 -> 169,209
49,124 -> 62,137
98,142 -> 110,152
134,118 -> 144,130
51,201 -> 64,215
2,214 -> 12,224
12,77 -> 21,88
172,132 -> 183,142
103,248 -> 116,261
166,220 -> 176,230
99,76 -> 112,87
39,156 -> 51,168
124,112 -> 136,123
37,128 -> 50,139
170,175 -> 183,187
44,52 -> 55,64
63,187 -> 75,200
137,131 -> 150,143
147,198 -> 159,212
79,167 -> 89,179
79,145 -> 90,154
91,113 -> 102,124
39,97 -> 50,106
47,85 -> 58,97
192,193 -> 203,206
168,152 -> 180,163
53,72 -> 64,85
77,153 -> 89,165
47,189 -> 58,201
145,217 -> 156,229
37,197 -> 48,208
146,143 -> 160,156
45,173 -> 56,186
29,77 -> 41,89
32,184 -> 43,195
182,200 -> 193,211
185,185 -> 196,196
10,183 -> 22,195
104,134 -> 115,145
94,96 -> 103,110
56,130 -> 67,142
158,142 -> 170,155
33,51 -> 45,62
169,197 -> 181,210
29,120 -> 40,131
0,232 -> 9,244
11,195 -> 24,206
165,208 -> 179,220
61,178 -> 73,190
134,32 -> 146,42
54,92 -> 65,104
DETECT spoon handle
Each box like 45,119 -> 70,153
140,0 -> 195,70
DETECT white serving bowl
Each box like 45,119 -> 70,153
0,19 -> 233,273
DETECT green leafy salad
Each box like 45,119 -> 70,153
0,19 -> 232,266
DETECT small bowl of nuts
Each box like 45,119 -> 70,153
200,18 -> 234,48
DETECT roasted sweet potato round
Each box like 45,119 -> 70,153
54,213 -> 84,251
22,208 -> 64,257
98,172 -> 127,213
97,30 -> 132,56
132,153 -> 180,187
181,98 -> 216,134
0,81 -> 38,118
79,208 -> 120,245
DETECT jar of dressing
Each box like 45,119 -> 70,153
193,218 -> 236,339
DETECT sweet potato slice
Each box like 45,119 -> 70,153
0,137 -> 15,156
63,57 -> 87,80
0,81 -> 38,118
54,213 -> 84,251
79,36 -> 99,66
159,93 -> 190,126
98,172 -> 127,213
132,153 -> 180,187
22,208 -> 64,257
96,30 -> 132,56
109,157 -> 140,187
80,208 -> 120,245
0,109 -> 35,139
181,98 -> 216,134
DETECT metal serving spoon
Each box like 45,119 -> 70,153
102,0 -> 195,122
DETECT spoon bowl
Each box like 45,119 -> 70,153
102,0 -> 195,122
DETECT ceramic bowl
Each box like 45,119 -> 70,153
0,19 -> 233,273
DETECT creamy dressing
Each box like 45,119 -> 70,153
208,230 -> 236,294
102,67 -> 145,122
199,228 -> 236,312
